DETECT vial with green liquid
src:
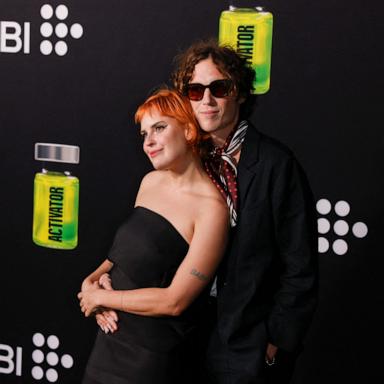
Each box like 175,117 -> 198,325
219,3 -> 273,94
33,143 -> 80,250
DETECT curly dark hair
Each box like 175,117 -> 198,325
171,38 -> 257,119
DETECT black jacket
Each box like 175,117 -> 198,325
207,123 -> 318,381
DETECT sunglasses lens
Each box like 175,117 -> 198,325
210,80 -> 232,98
185,80 -> 232,100
186,84 -> 205,101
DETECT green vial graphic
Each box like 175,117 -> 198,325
219,4 -> 273,94
33,143 -> 80,250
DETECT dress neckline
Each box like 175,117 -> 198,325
134,206 -> 190,246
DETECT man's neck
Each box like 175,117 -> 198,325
210,121 -> 239,148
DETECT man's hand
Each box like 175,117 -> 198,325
265,343 -> 278,366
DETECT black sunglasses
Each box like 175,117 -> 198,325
184,79 -> 233,101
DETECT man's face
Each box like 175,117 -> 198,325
188,57 -> 242,146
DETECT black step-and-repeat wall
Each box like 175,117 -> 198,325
1,1 -> 383,383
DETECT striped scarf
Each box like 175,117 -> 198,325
204,120 -> 248,227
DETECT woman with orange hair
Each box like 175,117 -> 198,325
78,89 -> 228,384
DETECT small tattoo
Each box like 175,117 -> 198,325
190,268 -> 208,281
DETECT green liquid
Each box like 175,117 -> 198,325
33,172 -> 79,250
219,8 -> 273,94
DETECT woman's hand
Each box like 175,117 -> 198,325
96,273 -> 119,333
95,310 -> 118,333
99,273 -> 113,290
81,277 -> 94,292
78,281 -> 103,317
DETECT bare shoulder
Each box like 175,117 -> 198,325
139,170 -> 165,190
195,180 -> 229,225
136,170 -> 167,204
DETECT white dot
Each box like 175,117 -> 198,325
316,199 -> 331,215
47,352 -> 59,366
46,368 -> 58,383
55,41 -> 68,56
335,200 -> 350,217
32,366 -> 44,380
40,40 -> 53,55
55,23 -> 68,38
70,23 -> 84,39
47,335 -> 60,349
332,239 -> 348,255
33,333 -> 45,347
32,349 -> 44,364
40,22 -> 53,37
61,354 -> 74,369
318,218 -> 330,234
41,4 -> 54,20
318,237 -> 329,253
56,5 -> 69,20
352,222 -> 368,238
333,220 -> 349,236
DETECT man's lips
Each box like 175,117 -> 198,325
200,110 -> 219,117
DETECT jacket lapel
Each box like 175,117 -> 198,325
237,124 -> 261,211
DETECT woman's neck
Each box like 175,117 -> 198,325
165,152 -> 205,189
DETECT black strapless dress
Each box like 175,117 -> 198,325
82,206 -> 209,384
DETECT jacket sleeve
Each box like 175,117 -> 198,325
266,155 -> 319,352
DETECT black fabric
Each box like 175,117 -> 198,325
206,124 -> 319,383
83,206 -> 207,384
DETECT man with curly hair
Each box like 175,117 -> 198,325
172,39 -> 318,384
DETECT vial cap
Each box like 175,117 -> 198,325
34,143 -> 80,164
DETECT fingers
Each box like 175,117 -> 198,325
108,310 -> 119,322
99,273 -> 113,290
102,309 -> 118,322
78,295 -> 91,317
96,311 -> 118,334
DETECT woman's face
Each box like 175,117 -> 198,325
140,110 -> 190,170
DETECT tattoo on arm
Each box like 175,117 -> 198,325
190,268 -> 208,282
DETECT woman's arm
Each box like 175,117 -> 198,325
80,259 -> 119,333
78,201 -> 228,317
81,259 -> 113,292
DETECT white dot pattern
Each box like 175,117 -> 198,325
318,218 -> 330,234
316,198 -> 368,255
316,198 -> 331,215
32,366 -> 44,380
41,22 -> 53,37
46,368 -> 58,383
333,220 -> 349,236
56,5 -> 69,20
41,4 -> 54,20
39,4 -> 84,56
332,239 -> 348,255
31,333 -> 74,382
335,200 -> 350,217
318,237 -> 329,253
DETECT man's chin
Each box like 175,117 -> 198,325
199,123 -> 220,134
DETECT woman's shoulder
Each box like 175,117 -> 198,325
140,170 -> 166,188
195,179 -> 229,221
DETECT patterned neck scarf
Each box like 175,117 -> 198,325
204,120 -> 248,227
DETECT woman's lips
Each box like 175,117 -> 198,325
148,149 -> 162,158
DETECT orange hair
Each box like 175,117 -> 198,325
135,88 -> 200,147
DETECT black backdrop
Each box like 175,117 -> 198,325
1,1 -> 383,383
